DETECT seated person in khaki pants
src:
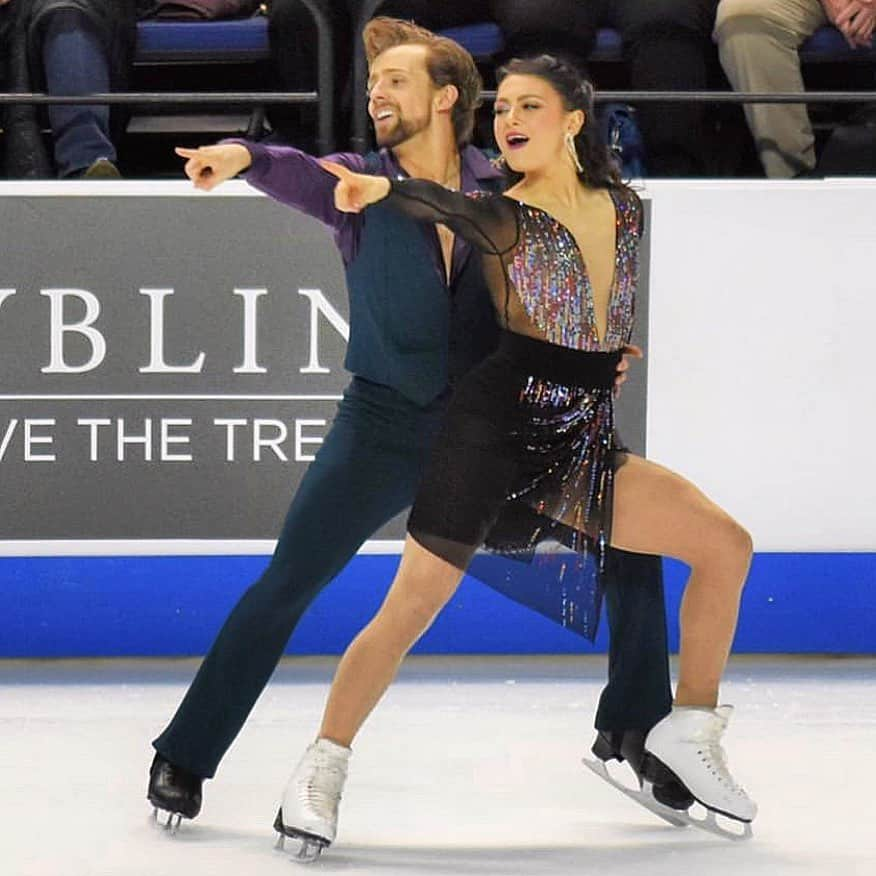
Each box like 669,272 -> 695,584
714,0 -> 876,177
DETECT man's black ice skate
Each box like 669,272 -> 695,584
148,752 -> 203,832
273,808 -> 331,863
583,729 -> 694,827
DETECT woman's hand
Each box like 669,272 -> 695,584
614,344 -> 643,398
175,144 -> 252,191
318,159 -> 391,212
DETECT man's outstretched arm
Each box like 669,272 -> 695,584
175,142 -> 369,258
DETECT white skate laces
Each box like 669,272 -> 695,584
685,707 -> 747,795
645,705 -> 757,824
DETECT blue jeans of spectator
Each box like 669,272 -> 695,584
42,8 -> 115,177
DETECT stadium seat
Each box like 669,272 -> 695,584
351,15 -> 875,151
135,17 -> 271,63
437,23 -> 625,63
129,12 -> 873,154
800,25 -> 876,62
435,22 -> 876,65
133,11 -> 335,153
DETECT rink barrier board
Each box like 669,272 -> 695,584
2,181 -> 875,657
1,552 -> 873,657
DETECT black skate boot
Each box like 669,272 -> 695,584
148,752 -> 203,832
583,729 -> 694,826
594,729 -> 694,809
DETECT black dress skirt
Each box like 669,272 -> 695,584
409,330 -> 626,640
378,178 -> 644,640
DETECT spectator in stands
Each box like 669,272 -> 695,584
267,0 -> 355,149
268,2 -> 494,150
0,0 -> 140,178
714,0 -> 876,178
373,1 -> 721,176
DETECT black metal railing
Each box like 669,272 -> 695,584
2,89 -> 873,107
1,89 -> 874,157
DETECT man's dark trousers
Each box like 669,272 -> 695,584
154,377 -> 672,779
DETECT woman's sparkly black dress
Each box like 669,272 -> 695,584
382,179 -> 643,640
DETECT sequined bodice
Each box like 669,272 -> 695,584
507,193 -> 640,352
384,178 -> 643,354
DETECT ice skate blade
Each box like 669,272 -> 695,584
150,807 -> 183,835
273,808 -> 329,864
581,757 -> 689,828
641,754 -> 755,840
662,801 -> 754,841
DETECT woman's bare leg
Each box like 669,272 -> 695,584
611,454 -> 753,707
319,535 -> 465,747
316,452 -> 751,745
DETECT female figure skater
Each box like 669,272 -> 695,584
276,55 -> 756,859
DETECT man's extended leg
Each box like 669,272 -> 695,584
597,549 -> 672,733
587,549 -> 695,813
150,380 -> 442,800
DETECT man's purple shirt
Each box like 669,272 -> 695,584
236,140 -> 505,283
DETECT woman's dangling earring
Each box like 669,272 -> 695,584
565,132 -> 584,174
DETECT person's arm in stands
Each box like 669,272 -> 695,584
834,1 -> 876,47
821,0 -> 876,48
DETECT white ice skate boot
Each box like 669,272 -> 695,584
644,705 -> 756,840
274,738 -> 350,862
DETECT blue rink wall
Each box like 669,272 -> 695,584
2,552 -> 874,657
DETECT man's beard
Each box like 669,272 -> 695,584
375,111 -> 429,148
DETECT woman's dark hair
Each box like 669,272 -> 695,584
495,55 -> 624,189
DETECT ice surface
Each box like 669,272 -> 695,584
2,655 -> 874,876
